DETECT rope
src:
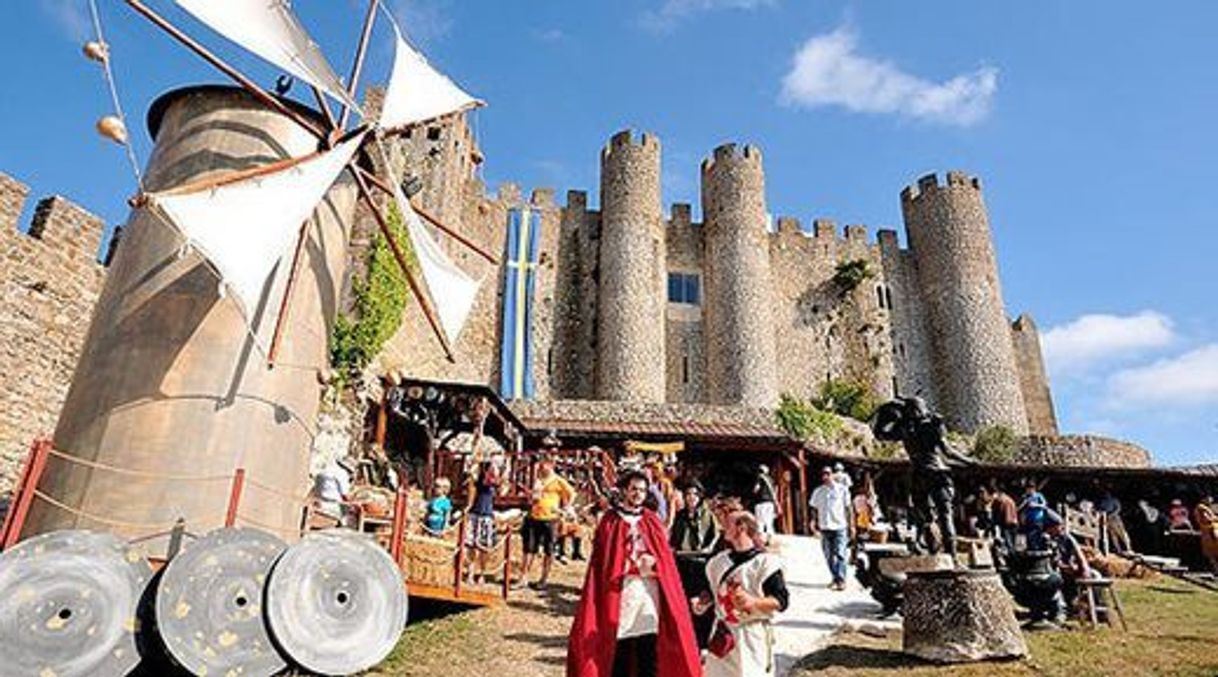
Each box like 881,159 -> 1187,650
46,447 -> 234,483
244,476 -> 312,505
32,490 -> 192,532
87,0 -> 143,189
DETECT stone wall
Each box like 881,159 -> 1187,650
1016,435 -> 1151,469
664,203 -> 705,403
901,172 -> 1029,434
1011,314 -> 1059,435
0,173 -> 108,494
878,230 -> 939,406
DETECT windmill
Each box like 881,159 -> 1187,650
0,2 -> 495,675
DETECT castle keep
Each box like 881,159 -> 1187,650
385,121 -> 1058,438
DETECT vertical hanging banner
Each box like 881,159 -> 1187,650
499,207 -> 542,400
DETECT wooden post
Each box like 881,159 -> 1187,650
267,220 -> 309,367
453,516 -> 467,596
375,381 -> 390,449
225,468 -> 246,528
501,531 -> 514,599
1,439 -> 51,549
339,0 -> 380,131
390,482 -> 408,566
798,448 -> 809,535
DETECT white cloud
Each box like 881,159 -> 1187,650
779,26 -> 998,127
393,0 -> 454,45
1107,344 -> 1218,408
40,0 -> 91,41
1041,311 -> 1175,374
642,0 -> 776,32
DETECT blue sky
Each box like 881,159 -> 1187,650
3,1 -> 1216,466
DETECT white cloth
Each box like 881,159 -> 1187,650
754,502 -> 776,537
832,470 -> 853,490
149,132 -> 365,330
313,461 -> 351,518
704,550 -> 783,677
390,187 -> 480,345
810,483 -> 851,531
176,0 -> 358,111
379,20 -> 483,130
617,513 -> 660,639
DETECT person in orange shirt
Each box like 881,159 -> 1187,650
516,458 -> 576,590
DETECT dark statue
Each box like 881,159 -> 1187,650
873,396 -> 974,557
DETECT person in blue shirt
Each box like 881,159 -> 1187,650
424,477 -> 454,535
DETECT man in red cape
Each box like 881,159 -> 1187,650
567,470 -> 702,677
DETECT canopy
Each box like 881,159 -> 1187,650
176,0 -> 360,111
147,131 -> 366,325
378,21 -> 483,130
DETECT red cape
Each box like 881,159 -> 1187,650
566,508 -> 701,677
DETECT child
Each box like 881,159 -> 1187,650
424,477 -> 453,536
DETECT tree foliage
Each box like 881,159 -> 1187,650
972,424 -> 1019,464
775,393 -> 844,442
833,259 -> 875,292
814,378 -> 879,423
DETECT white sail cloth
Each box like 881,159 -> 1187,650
378,21 -> 483,130
147,132 -> 366,321
176,0 -> 360,111
390,182 -> 479,345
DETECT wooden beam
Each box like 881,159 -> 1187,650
340,0 -> 380,130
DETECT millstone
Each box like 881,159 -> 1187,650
0,529 -> 152,677
154,527 -> 287,677
902,568 -> 1027,663
266,529 -> 407,676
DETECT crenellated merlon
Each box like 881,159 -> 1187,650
701,142 -> 763,172
900,170 -> 983,203
602,129 -> 659,158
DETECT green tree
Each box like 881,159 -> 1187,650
972,424 -> 1019,464
832,259 -> 874,292
775,393 -> 843,442
814,379 -> 879,423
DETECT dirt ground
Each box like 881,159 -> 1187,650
366,558 -> 588,677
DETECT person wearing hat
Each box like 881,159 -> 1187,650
809,465 -> 854,590
1046,511 -> 1092,621
1168,498 -> 1194,531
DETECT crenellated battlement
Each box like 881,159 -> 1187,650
900,170 -> 983,204
774,215 -> 802,236
602,129 -> 660,158
1,172 -> 108,264
530,187 -> 556,209
701,142 -> 763,173
669,203 -> 692,227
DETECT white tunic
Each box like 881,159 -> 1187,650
617,512 -> 660,639
704,549 -> 784,677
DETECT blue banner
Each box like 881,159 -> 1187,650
499,207 -> 542,399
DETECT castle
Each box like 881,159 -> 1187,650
384,119 -> 1057,439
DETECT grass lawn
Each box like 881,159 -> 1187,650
793,577 -> 1218,677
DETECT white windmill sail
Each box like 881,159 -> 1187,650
147,131 -> 366,320
379,21 -> 483,130
176,0 -> 360,111
390,183 -> 480,345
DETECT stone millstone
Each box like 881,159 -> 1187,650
902,569 -> 1027,663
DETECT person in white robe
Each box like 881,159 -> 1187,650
694,510 -> 790,677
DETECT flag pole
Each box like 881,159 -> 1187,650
340,0 -> 381,131
351,170 -> 457,363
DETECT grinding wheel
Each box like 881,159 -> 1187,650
0,529 -> 152,677
266,529 -> 407,675
154,527 -> 287,677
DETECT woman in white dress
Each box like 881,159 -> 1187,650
694,511 -> 790,677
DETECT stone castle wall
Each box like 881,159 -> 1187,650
0,173 -> 108,494
1011,314 -> 1059,436
1017,435 -> 1150,469
901,172 -> 1029,434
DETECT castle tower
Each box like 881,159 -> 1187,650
901,171 -> 1028,433
1011,313 -> 1059,435
701,144 -> 778,407
594,130 -> 666,402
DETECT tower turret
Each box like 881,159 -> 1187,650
901,171 -> 1028,433
594,130 -> 666,402
701,143 -> 777,407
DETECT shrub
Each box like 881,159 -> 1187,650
330,203 -> 415,379
972,424 -> 1019,464
775,393 -> 843,442
833,259 -> 874,292
814,379 -> 879,423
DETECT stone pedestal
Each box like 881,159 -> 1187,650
903,569 -> 1027,663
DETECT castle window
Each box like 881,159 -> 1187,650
427,126 -> 442,141
892,376 -> 899,396
876,285 -> 885,308
682,354 -> 690,384
885,287 -> 894,310
667,272 -> 700,305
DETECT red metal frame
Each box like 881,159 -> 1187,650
1,438 -> 51,549
224,468 -> 246,528
389,482 -> 408,566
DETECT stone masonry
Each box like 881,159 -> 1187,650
0,172 -> 108,495
1011,314 -> 1059,435
901,172 -> 1030,434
